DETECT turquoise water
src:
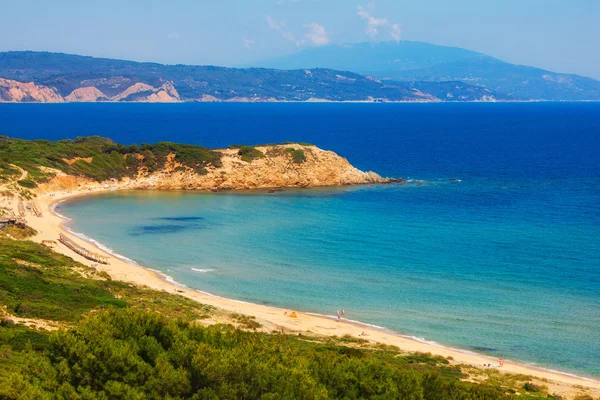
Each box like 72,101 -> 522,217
59,179 -> 600,378
2,102 -> 599,378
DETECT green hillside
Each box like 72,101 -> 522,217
0,51 -> 506,102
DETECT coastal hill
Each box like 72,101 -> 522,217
0,136 -> 386,192
251,41 -> 600,101
0,51 -> 503,103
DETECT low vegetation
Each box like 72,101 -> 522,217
230,312 -> 262,330
16,179 -> 37,189
0,224 -> 37,239
0,238 -> 212,323
0,137 -> 320,185
0,136 -> 222,183
0,307 -> 525,400
286,147 -> 307,164
236,146 -> 265,163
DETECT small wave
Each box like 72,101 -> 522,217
62,225 -> 139,266
52,200 -> 140,265
305,313 -> 391,332
531,367 -> 599,383
191,268 -> 216,273
50,201 -> 71,220
149,268 -> 189,289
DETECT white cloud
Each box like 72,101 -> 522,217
266,15 -> 329,47
242,37 -> 256,49
304,23 -> 329,46
167,32 -> 181,40
357,4 -> 401,42
266,15 -> 296,42
390,24 -> 401,42
266,15 -> 280,30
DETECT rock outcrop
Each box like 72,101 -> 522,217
38,144 -> 387,193
112,81 -> 180,102
0,77 -> 182,103
65,87 -> 107,102
0,78 -> 63,103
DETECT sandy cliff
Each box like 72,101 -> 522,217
112,81 -> 180,102
38,144 -> 386,193
0,78 -> 181,103
65,87 -> 107,102
0,78 -> 63,102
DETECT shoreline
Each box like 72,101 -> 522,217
16,185 -> 600,395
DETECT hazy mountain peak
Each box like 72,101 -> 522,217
251,40 -> 484,73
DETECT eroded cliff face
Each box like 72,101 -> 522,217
0,78 -> 63,103
65,87 -> 107,102
111,82 -> 180,102
38,144 -> 386,193
0,78 -> 181,103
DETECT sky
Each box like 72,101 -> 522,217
0,0 -> 599,79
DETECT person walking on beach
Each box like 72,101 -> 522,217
336,310 -> 340,321
499,358 -> 504,367
341,309 -> 345,319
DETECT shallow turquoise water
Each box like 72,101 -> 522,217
59,179 -> 600,378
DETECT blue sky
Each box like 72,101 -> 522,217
1,0 -> 599,78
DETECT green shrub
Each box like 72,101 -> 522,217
230,313 -> 261,330
286,148 -> 307,164
237,146 -> 265,163
16,179 -> 37,189
523,382 -> 545,392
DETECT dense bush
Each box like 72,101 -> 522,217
16,179 -> 37,188
0,309 -> 512,399
237,146 -> 265,163
286,148 -> 307,164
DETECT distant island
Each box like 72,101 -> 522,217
2,42 -> 599,103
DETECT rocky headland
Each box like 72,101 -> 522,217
37,144 -> 388,194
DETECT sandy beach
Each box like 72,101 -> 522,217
3,183 -> 599,398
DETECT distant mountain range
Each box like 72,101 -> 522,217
0,42 -> 598,103
252,41 -> 600,101
0,51 -> 501,103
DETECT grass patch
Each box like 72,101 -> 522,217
1,225 -> 37,239
0,238 -> 213,323
230,313 -> 262,330
0,237 -> 127,322
523,382 -> 546,393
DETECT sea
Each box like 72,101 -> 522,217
1,103 -> 599,378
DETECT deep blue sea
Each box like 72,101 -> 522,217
1,103 -> 599,378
